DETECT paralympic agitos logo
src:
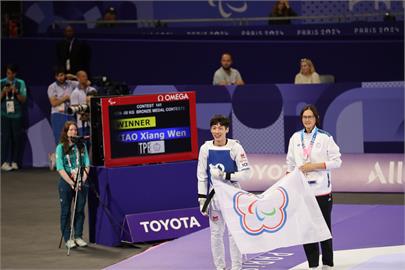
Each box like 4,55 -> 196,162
233,187 -> 289,235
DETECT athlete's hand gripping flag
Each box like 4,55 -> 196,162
212,169 -> 332,254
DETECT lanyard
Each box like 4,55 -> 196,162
68,39 -> 74,54
65,145 -> 80,175
301,127 -> 318,161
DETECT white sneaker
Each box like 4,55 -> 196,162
11,162 -> 18,170
75,238 -> 88,247
1,162 -> 12,171
322,266 -> 333,269
65,239 -> 77,249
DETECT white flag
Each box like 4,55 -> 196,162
212,169 -> 332,254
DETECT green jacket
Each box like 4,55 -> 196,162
1,77 -> 27,118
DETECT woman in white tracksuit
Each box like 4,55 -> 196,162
286,104 -> 342,269
197,115 -> 251,270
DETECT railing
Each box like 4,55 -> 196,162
52,11 -> 403,28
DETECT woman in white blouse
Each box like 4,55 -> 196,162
286,104 -> 342,269
294,58 -> 321,84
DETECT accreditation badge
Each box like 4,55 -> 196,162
306,171 -> 322,182
6,100 -> 15,113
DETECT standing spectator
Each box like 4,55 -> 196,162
56,25 -> 91,76
70,71 -> 96,137
56,121 -> 90,249
1,64 -> 27,171
269,0 -> 297,25
47,67 -> 78,169
213,53 -> 245,86
286,105 -> 342,269
294,58 -> 321,84
1,1 -> 22,37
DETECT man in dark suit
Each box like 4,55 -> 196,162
56,25 -> 91,77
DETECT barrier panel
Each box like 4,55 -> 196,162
121,208 -> 209,243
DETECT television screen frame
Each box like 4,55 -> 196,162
101,91 -> 198,167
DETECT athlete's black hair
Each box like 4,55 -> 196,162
210,114 -> 230,128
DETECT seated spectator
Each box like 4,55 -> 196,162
294,58 -> 321,84
97,7 -> 118,28
213,53 -> 244,86
1,64 -> 27,171
47,67 -> 79,170
269,0 -> 297,25
104,7 -> 117,22
70,71 -> 96,137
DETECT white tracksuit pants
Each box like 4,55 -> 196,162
209,196 -> 242,270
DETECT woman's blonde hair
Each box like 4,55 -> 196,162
300,58 -> 316,74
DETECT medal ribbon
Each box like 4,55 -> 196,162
301,127 -> 318,161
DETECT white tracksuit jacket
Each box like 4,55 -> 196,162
286,128 -> 342,196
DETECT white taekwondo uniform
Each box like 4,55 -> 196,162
197,139 -> 251,270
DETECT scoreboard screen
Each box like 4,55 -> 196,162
101,92 -> 198,167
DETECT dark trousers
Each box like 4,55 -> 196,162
304,193 -> 333,268
58,178 -> 89,242
1,116 -> 22,164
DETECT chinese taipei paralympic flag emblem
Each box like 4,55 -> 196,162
233,186 -> 289,235
212,169 -> 332,254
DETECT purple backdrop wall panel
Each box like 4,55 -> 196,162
22,1 -> 138,34
240,154 -> 404,192
173,83 -> 402,154
88,160 -> 199,246
322,85 -> 404,153
15,82 -> 403,167
48,39 -> 405,85
40,22 -> 404,40
90,166 -> 120,247
1,38 -> 57,84
20,1 -> 404,34
2,37 -> 403,86
21,1 -> 297,33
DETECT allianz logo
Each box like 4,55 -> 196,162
139,216 -> 201,233
368,161 -> 403,184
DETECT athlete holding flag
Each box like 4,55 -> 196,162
197,115 -> 251,270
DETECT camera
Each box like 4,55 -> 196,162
4,83 -> 13,98
92,76 -> 129,96
67,104 -> 89,114
70,136 -> 88,145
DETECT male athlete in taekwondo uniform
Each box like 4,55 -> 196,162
197,115 -> 251,270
